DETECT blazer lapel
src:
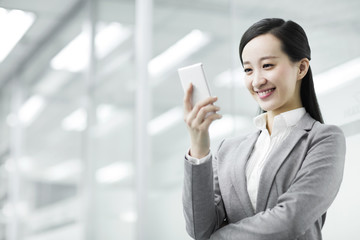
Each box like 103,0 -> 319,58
255,113 -> 316,212
231,131 -> 260,217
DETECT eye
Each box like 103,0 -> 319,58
244,68 -> 252,74
263,63 -> 273,69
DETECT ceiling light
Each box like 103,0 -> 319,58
62,108 -> 87,132
120,211 -> 137,223
148,107 -> 183,135
148,29 -> 210,78
97,104 -> 117,124
314,57 -> 360,95
95,105 -> 131,136
44,159 -> 81,182
51,31 -> 89,72
18,95 -> 45,127
96,22 -> 131,59
34,69 -> 72,96
209,114 -> 251,139
209,115 -> 235,139
18,156 -> 33,172
96,162 -> 132,184
214,67 -> 245,88
62,105 -> 131,133
2,201 -> 29,218
51,22 -> 131,72
0,7 -> 35,62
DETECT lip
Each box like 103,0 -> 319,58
255,88 -> 276,99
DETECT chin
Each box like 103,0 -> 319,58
258,104 -> 275,112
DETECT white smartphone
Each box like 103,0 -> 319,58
178,63 -> 212,107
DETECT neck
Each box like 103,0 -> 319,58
266,112 -> 275,135
266,89 -> 303,135
266,106 -> 303,135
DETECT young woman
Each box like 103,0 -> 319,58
182,18 -> 346,240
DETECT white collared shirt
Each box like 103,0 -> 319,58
186,107 -> 306,211
246,107 -> 306,211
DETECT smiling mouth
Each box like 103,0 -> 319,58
256,88 -> 276,98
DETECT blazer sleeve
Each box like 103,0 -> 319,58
209,125 -> 346,240
182,139 -> 227,240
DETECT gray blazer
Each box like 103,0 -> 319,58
183,113 -> 346,240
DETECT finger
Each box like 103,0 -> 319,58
183,83 -> 193,113
196,96 -> 218,110
194,105 -> 221,126
188,96 -> 218,122
200,113 -> 222,131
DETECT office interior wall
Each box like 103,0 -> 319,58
0,0 -> 359,239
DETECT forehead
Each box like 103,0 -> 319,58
242,34 -> 284,63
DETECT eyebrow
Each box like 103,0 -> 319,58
243,56 -> 279,65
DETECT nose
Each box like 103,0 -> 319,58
252,72 -> 266,90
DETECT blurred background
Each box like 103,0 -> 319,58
0,0 -> 359,239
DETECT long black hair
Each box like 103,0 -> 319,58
239,18 -> 324,123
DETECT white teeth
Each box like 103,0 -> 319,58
258,88 -> 274,96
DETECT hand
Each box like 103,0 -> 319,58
183,83 -> 222,159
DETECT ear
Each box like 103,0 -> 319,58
297,58 -> 310,80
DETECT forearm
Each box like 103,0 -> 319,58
209,206 -> 304,240
183,157 -> 225,240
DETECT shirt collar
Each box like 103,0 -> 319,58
253,107 -> 306,135
253,112 -> 267,131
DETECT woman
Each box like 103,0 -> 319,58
182,18 -> 346,240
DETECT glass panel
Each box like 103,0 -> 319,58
0,2 -> 88,239
91,0 -> 136,239
0,83 -> 11,240
17,10 -> 88,240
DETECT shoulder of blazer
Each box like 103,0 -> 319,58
294,112 -> 317,131
297,113 -> 344,134
296,113 -> 346,148
309,122 -> 346,146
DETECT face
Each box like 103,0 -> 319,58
242,34 -> 304,116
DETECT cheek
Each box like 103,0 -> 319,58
267,66 -> 296,87
244,77 -> 254,93
280,66 -> 296,80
